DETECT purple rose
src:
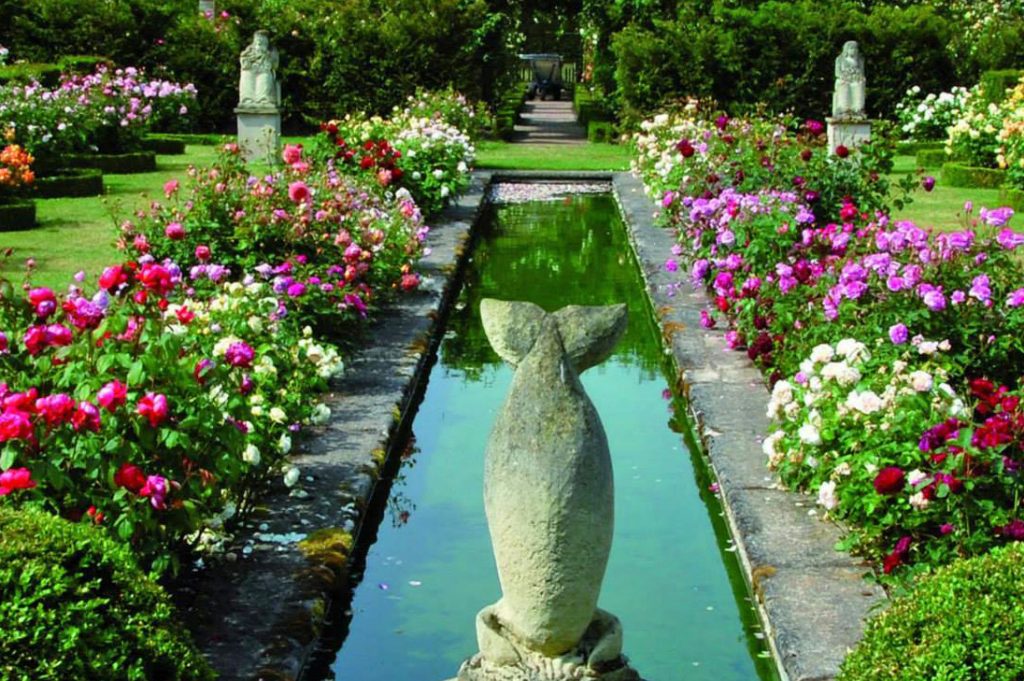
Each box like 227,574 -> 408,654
889,323 -> 909,345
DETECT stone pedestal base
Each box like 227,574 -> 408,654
827,118 -> 872,153
235,107 -> 281,164
198,0 -> 215,12
450,606 -> 641,681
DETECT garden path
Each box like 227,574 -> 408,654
513,99 -> 586,145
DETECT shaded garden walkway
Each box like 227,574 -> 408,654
513,99 -> 586,145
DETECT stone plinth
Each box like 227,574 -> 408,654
235,106 -> 280,164
827,117 -> 872,152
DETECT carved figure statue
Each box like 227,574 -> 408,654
238,30 -> 279,108
832,41 -> 866,119
454,299 -> 639,681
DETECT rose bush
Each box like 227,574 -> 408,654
633,106 -> 1024,580
895,85 -> 969,142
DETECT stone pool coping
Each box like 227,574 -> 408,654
612,172 -> 887,681
177,169 -> 883,681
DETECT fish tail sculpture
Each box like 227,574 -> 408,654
455,299 -> 640,681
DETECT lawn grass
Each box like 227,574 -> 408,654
889,155 -> 1015,231
475,140 -> 631,171
1,145 -> 220,291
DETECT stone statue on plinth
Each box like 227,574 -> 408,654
450,299 -> 641,681
235,30 -> 281,163
831,41 -> 866,120
827,40 -> 872,153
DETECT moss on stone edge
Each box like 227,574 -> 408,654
297,527 -> 354,573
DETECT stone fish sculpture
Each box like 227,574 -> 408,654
454,299 -> 640,681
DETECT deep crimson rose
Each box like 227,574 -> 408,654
800,148 -> 813,162
882,551 -> 902,574
676,139 -> 695,158
873,466 -> 905,495
114,463 -> 147,493
22,325 -> 47,355
835,144 -> 850,158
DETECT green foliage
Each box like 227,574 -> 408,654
838,544 -> 1024,681
941,162 -> 1007,189
1000,187 -> 1024,211
587,120 -> 617,143
981,69 -> 1024,105
0,506 -> 215,681
916,149 -> 947,168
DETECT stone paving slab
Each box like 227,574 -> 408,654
512,100 -> 587,145
172,172 -> 492,681
612,172 -> 886,681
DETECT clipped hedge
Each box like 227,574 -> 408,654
63,151 -> 157,174
0,200 -> 37,231
915,149 -> 947,168
142,135 -> 187,155
1000,187 -> 1024,211
33,168 -> 104,198
574,87 -> 614,128
838,543 -> 1024,680
895,140 -> 944,155
981,69 -> 1024,105
0,507 -> 215,681
941,162 -> 1006,189
587,120 -> 617,144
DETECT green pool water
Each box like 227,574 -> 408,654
323,193 -> 779,681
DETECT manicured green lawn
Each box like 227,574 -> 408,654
1,145 -> 219,291
889,154 -> 1015,231
475,140 -> 631,171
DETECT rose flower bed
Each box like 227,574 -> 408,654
0,92 -> 475,576
633,106 -> 1024,584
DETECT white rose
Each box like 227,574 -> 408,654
909,371 -> 933,392
269,407 -> 287,423
310,403 -> 331,425
909,491 -> 930,510
809,344 -> 834,364
278,433 -> 292,454
771,380 -> 794,405
283,466 -> 300,488
798,422 -> 822,446
432,169 -> 444,180
817,480 -> 839,510
243,444 -> 261,466
908,469 -> 928,487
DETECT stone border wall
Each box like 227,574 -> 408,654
175,171 -> 492,681
180,169 -> 882,681
612,172 -> 886,681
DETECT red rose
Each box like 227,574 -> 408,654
835,145 -> 850,158
114,463 -> 147,493
873,466 -> 905,495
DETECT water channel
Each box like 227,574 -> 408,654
321,190 -> 778,681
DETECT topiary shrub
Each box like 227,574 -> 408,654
839,543 -> 1024,680
941,162 -> 1006,188
588,120 -> 616,143
0,507 -> 215,681
915,149 -> 947,169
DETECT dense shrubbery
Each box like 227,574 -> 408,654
0,506 -> 215,680
633,106 -> 1024,581
586,0 -> 1022,126
838,543 -> 1024,680
0,0 -> 521,131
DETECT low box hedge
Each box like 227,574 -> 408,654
0,199 -> 37,231
896,140 -> 945,155
62,151 -> 157,174
915,149 -> 948,168
0,507 -> 214,681
1000,187 -> 1024,211
33,168 -> 104,198
0,63 -> 62,87
838,543 -> 1024,680
142,135 -> 187,155
941,162 -> 1006,189
588,120 -> 617,144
